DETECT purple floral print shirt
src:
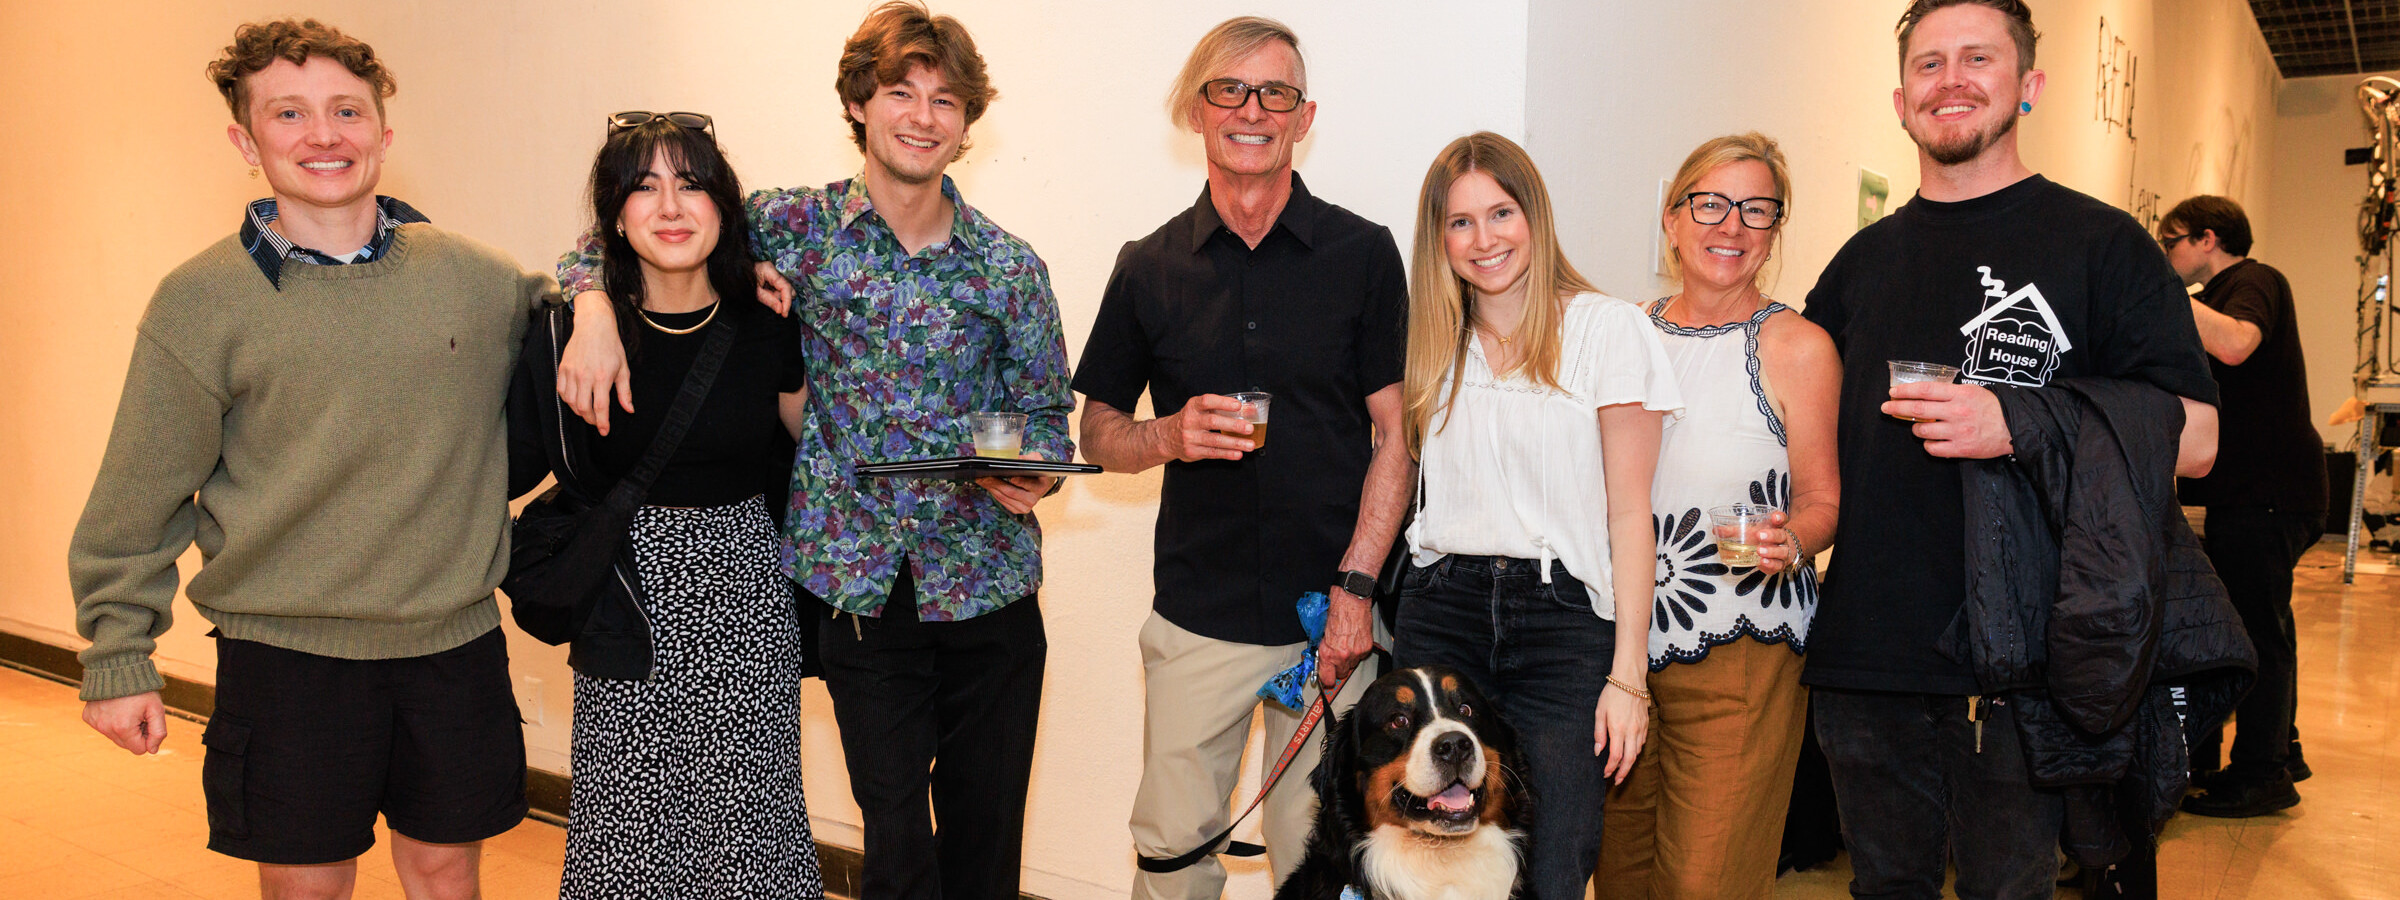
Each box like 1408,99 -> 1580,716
559,175 -> 1073,620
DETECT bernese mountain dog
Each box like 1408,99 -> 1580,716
1273,665 -> 1529,900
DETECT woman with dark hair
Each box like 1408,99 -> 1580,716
508,112 -> 821,897
1395,131 -> 1682,898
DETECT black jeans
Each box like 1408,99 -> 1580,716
1392,555 -> 1613,900
1813,688 -> 2064,900
2198,508 -> 2317,778
814,569 -> 1047,900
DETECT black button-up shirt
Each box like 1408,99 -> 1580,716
1072,174 -> 1407,646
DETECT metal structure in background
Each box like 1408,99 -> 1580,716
2344,76 -> 2400,581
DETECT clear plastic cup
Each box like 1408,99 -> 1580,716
1225,392 -> 1272,448
1708,503 -> 1779,567
969,412 -> 1027,458
1887,360 -> 1961,422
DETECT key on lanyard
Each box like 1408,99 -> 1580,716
1967,695 -> 1985,754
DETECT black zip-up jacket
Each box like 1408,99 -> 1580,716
1951,378 -> 2256,866
506,306 -> 655,681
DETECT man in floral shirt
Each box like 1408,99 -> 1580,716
556,4 -> 1071,898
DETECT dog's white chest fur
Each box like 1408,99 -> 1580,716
1356,824 -> 1521,900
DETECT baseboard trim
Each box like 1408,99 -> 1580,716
0,630 -> 1003,899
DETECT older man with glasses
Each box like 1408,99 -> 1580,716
1071,16 -> 1410,899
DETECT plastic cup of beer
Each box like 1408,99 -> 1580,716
969,412 -> 1027,458
1708,503 -> 1779,568
1226,392 -> 1272,449
1887,360 -> 1961,422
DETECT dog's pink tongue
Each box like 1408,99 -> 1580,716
1428,783 -> 1474,812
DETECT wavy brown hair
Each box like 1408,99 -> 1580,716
1896,0 -> 2039,74
837,1 -> 995,160
206,19 -> 395,126
1403,132 -> 1596,457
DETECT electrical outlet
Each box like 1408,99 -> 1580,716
514,675 -> 545,728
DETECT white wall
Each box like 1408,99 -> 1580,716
2257,71 -> 2390,446
0,1 -> 2332,898
1527,0 -> 2278,314
0,2 -> 1527,898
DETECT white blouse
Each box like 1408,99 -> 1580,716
1408,293 -> 1685,619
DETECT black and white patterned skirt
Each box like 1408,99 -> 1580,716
560,495 -> 823,899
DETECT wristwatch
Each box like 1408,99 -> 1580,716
1334,569 -> 1378,599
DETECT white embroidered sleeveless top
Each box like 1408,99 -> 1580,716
1646,298 -> 1817,669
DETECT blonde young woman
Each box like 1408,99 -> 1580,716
1394,131 -> 1682,899
1594,133 -> 1840,900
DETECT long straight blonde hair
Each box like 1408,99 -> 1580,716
1403,132 -> 1597,457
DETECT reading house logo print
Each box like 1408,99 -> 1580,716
1957,266 -> 2071,387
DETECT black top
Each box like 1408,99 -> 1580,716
1071,174 -> 1407,646
2176,259 -> 2326,515
591,301 -> 807,508
1800,175 -> 2219,694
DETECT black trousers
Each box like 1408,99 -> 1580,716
1813,688 -> 2064,900
814,568 -> 1047,900
2199,508 -> 2317,777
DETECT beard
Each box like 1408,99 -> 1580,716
1911,105 -> 2018,166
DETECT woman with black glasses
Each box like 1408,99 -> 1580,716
508,111 -> 822,896
1594,132 -> 1839,900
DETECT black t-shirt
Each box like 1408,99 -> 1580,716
1070,174 -> 1407,646
592,301 -> 807,508
1801,175 -> 2219,694
2176,259 -> 2326,515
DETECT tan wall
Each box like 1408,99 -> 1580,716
2256,71 -> 2392,447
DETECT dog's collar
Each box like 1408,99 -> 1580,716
1340,887 -> 1368,900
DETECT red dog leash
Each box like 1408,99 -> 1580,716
1136,658 -> 1370,873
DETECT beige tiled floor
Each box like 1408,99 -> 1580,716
1770,541 -> 2400,899
0,669 -> 564,899
0,541 -> 2390,899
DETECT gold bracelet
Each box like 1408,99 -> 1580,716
1606,674 -> 1651,701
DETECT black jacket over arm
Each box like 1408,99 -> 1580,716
1952,378 -> 2256,865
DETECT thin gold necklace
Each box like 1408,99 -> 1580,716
638,300 -> 720,335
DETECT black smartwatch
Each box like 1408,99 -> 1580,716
1335,569 -> 1378,599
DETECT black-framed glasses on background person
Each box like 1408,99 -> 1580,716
1676,192 -> 1786,230
607,111 -> 715,137
2159,231 -> 2195,250
1199,79 -> 1305,113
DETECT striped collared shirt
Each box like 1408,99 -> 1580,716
240,195 -> 431,289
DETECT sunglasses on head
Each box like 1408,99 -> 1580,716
606,111 -> 714,137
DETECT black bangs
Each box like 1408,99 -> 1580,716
586,117 -> 757,358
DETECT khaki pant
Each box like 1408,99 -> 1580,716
1596,639 -> 1808,900
1127,611 -> 1377,900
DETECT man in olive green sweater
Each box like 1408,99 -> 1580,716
68,20 -> 571,897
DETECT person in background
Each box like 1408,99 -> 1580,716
1396,130 -> 1680,900
553,4 -> 1073,897
69,18 -> 553,898
1071,16 -> 1409,897
1597,131 -> 1840,900
510,111 -> 821,896
2160,194 -> 2326,818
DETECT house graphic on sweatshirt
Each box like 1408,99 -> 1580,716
1957,266 -> 2072,387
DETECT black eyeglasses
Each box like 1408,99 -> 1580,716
1676,192 -> 1785,230
1199,79 -> 1305,113
607,111 -> 714,137
2159,232 -> 2194,250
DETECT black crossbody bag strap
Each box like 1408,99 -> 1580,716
601,316 -> 737,510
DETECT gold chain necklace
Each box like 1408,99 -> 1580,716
638,301 -> 720,335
